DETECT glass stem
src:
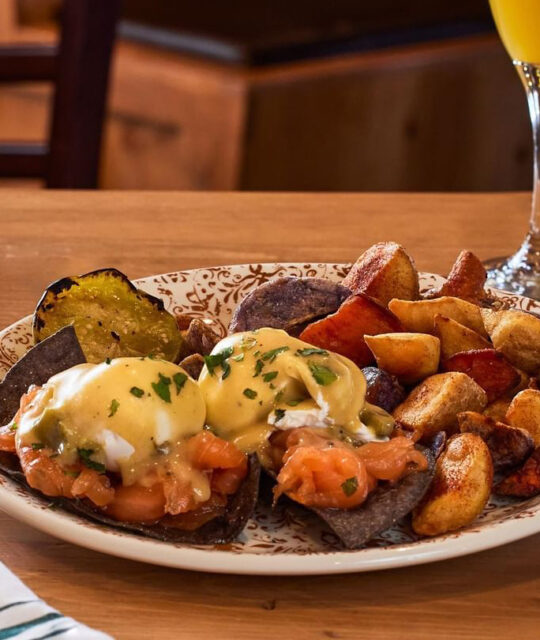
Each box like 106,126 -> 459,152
516,62 -> 540,245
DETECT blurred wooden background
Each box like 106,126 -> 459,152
0,0 -> 531,191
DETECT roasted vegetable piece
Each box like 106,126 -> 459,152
229,277 -> 351,335
299,294 -> 402,367
389,296 -> 487,337
342,242 -> 419,305
362,367 -> 406,413
495,448 -> 540,498
33,269 -> 183,364
365,332 -> 440,385
442,349 -> 520,404
505,389 -> 540,446
179,353 -> 205,380
481,308 -> 540,375
430,251 -> 487,303
433,314 -> 491,361
179,318 -> 221,360
458,411 -> 534,471
483,397 -> 513,422
393,372 -> 487,439
412,433 -> 493,536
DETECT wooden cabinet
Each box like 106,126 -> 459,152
0,24 -> 531,191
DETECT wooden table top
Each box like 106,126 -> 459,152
0,190 -> 538,640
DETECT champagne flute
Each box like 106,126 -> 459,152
486,0 -> 540,298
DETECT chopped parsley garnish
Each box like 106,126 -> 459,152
9,422 -> 18,432
108,398 -> 120,417
77,448 -> 106,473
64,469 -> 81,478
287,399 -> 302,407
173,372 -> 188,392
275,390 -> 284,403
309,363 -> 338,386
253,359 -> 264,377
341,476 -> 358,497
274,409 -> 286,423
130,386 -> 145,398
232,353 -> 245,362
152,373 -> 172,403
243,388 -> 257,400
105,357 -> 112,365
262,371 -> 278,383
240,336 -> 257,351
31,442 -> 45,451
261,346 -> 289,362
147,353 -> 157,360
204,347 -> 234,376
221,361 -> 231,381
296,348 -> 329,357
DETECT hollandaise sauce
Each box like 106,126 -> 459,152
16,357 -> 207,487
199,328 -> 390,456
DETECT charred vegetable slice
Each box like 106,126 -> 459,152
33,269 -> 183,364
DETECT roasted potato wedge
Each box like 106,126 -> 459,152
229,277 -> 351,334
442,349 -> 520,403
362,367 -> 406,413
389,297 -> 487,337
299,294 -> 402,367
458,411 -> 534,471
365,332 -> 440,385
433,314 -> 490,360
431,251 -> 487,303
481,308 -> 540,375
343,242 -> 419,305
495,448 -> 540,498
33,269 -> 183,364
505,389 -> 540,446
483,397 -> 513,422
412,433 -> 493,536
393,372 -> 487,439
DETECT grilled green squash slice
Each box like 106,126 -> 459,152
33,269 -> 183,363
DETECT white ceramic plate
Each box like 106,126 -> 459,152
1,263 -> 539,576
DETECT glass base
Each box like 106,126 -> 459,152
484,234 -> 540,299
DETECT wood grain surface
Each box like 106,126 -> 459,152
0,190 -> 538,640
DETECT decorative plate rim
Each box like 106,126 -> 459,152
0,262 -> 539,576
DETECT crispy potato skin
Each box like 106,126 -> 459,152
505,389 -> 540,446
434,251 -> 487,303
365,333 -> 440,385
393,372 -> 487,439
481,308 -> 540,375
458,411 -> 534,471
434,315 -> 490,360
412,433 -> 493,536
389,297 -> 487,337
442,349 -> 520,404
343,242 -> 420,305
495,448 -> 540,498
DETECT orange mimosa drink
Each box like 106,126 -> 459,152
490,0 -> 540,63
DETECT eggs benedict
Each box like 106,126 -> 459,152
199,328 -> 426,510
0,356 -> 248,527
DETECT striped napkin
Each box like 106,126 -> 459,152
0,563 -> 112,640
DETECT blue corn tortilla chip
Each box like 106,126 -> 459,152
0,326 -> 86,426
